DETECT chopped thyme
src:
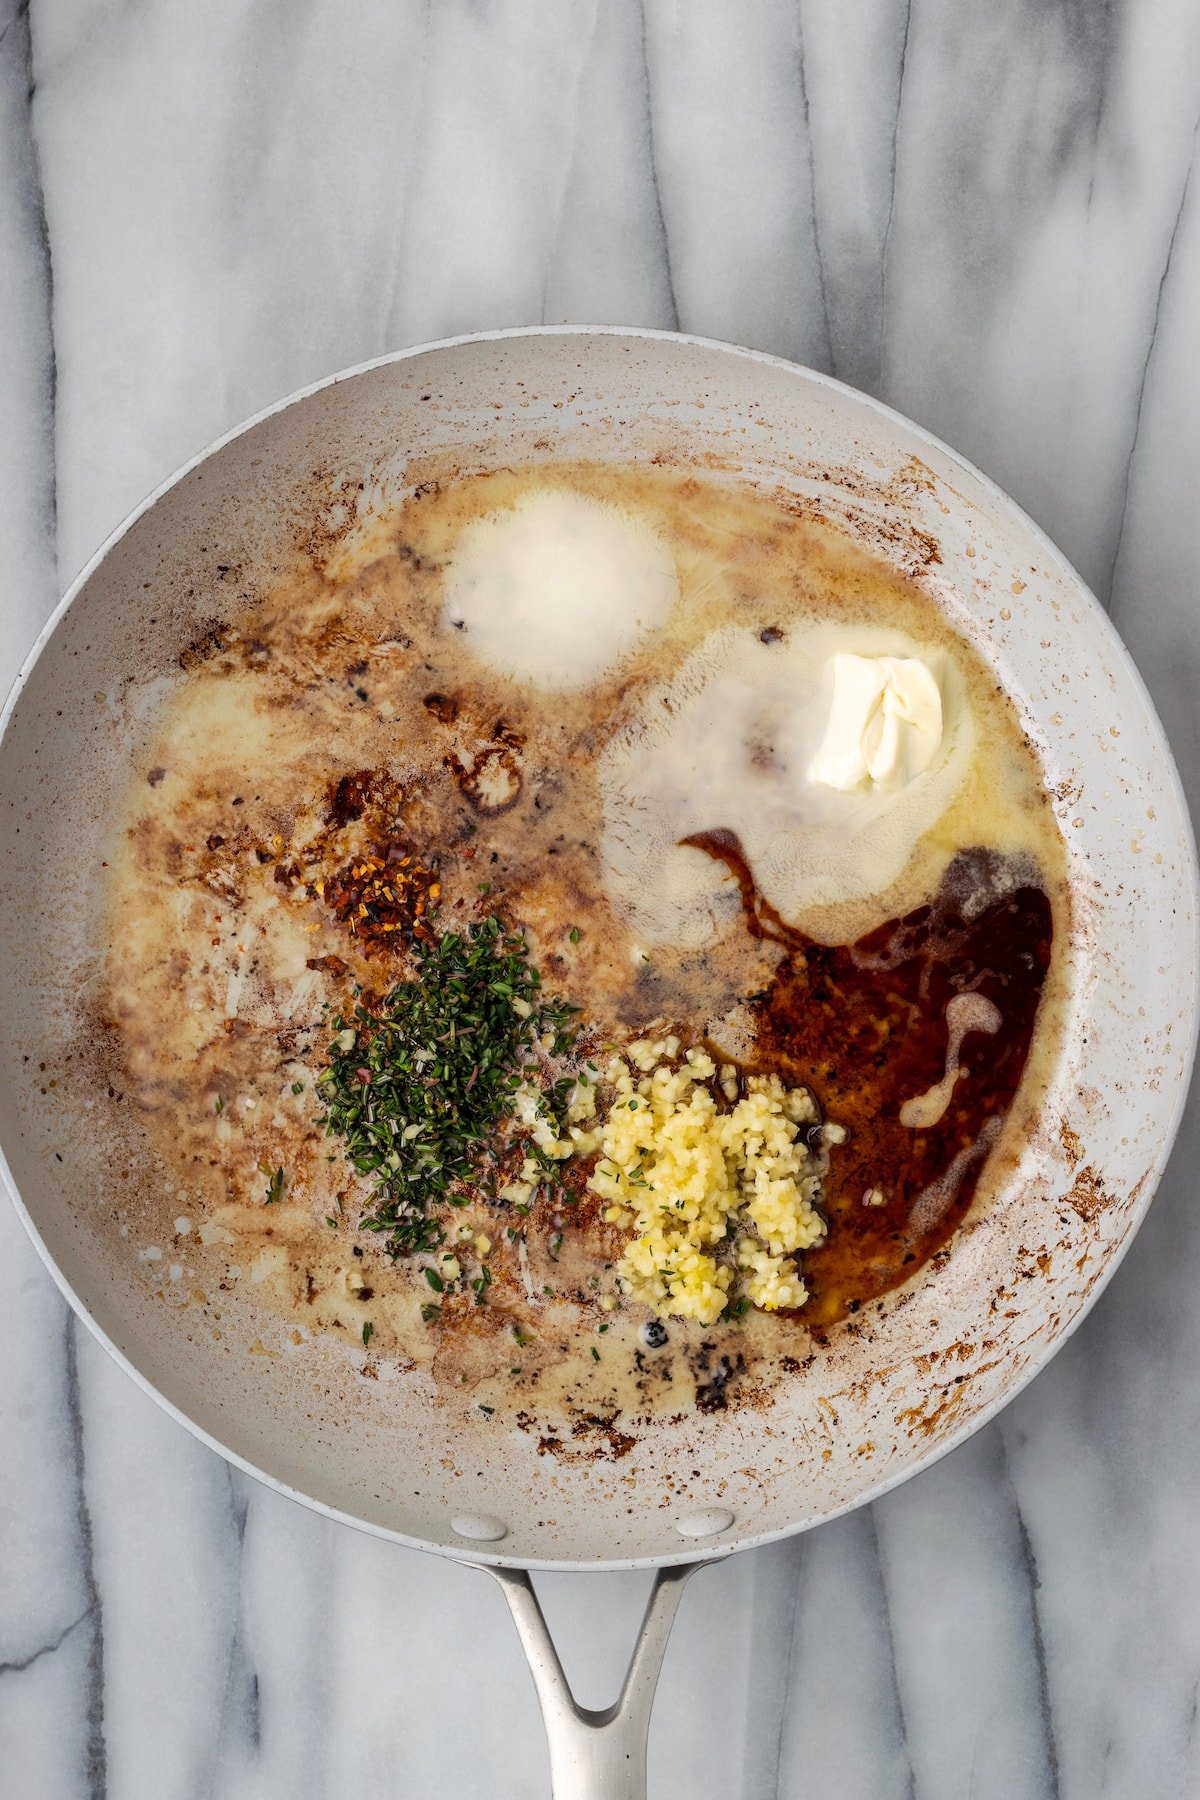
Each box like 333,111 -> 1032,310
291,1081 -> 304,1095
569,926 -> 580,943
214,1095 -> 225,1114
590,1346 -> 601,1361
261,1164 -> 284,1205
362,1321 -> 374,1348
317,914 -> 579,1258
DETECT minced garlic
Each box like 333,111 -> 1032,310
587,1039 -> 829,1326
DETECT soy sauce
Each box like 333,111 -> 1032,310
682,833 -> 1053,1326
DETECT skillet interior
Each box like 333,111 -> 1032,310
0,329 -> 1194,1568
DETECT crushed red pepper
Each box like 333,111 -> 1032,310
318,851 -> 440,954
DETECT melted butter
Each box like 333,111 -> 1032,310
101,463 -> 1072,1426
443,488 -> 678,688
899,992 -> 1002,1130
599,620 -> 976,947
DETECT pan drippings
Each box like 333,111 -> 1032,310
100,462 -> 1071,1423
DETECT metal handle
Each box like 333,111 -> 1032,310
481,1560 -> 709,1799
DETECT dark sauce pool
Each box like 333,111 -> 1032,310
683,832 -> 1054,1328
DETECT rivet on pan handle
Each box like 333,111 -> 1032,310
480,1560 -> 717,1800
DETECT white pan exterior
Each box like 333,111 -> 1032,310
0,328 -> 1195,1570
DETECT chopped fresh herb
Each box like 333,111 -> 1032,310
362,1321 -> 374,1348
214,1095 -> 225,1114
318,914 -> 579,1257
512,1324 -> 535,1346
420,1301 -> 441,1322
325,1215 -> 338,1229
423,1268 -> 444,1293
291,1081 -> 305,1095
478,1403 -> 495,1415
549,1233 -> 564,1259
260,1164 -> 284,1206
569,926 -> 580,944
590,1346 -> 601,1361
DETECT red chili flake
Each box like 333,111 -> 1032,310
322,848 -> 439,955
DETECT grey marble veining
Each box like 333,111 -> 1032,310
1,3 -> 1199,1795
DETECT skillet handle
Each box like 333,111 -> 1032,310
481,1560 -> 709,1799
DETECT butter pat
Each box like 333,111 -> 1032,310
809,653 -> 943,792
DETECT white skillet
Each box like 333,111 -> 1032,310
1,329 -> 1195,1796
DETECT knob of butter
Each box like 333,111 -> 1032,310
808,654 -> 943,792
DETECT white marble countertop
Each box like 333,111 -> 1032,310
2,4 -> 1199,1795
